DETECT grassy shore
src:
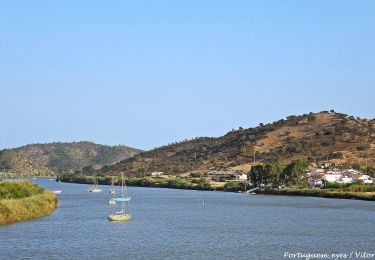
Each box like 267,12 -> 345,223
260,188 -> 375,201
0,181 -> 57,225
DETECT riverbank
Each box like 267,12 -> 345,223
61,174 -> 375,201
0,181 -> 57,225
61,174 -> 219,191
260,188 -> 375,201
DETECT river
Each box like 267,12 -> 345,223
0,179 -> 374,259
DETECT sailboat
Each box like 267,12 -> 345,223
88,178 -> 102,193
52,176 -> 62,194
108,173 -> 132,221
108,177 -> 116,205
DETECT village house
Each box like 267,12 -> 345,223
308,165 -> 373,186
150,172 -> 163,177
359,175 -> 374,184
235,174 -> 248,181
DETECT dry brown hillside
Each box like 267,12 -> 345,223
0,142 -> 143,175
101,111 -> 375,176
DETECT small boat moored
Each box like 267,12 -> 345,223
52,176 -> 62,194
108,176 -> 116,204
108,172 -> 132,222
108,211 -> 132,221
88,178 -> 102,193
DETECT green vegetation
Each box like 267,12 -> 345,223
250,159 -> 309,188
0,181 -> 57,225
0,181 -> 44,199
262,186 -> 375,201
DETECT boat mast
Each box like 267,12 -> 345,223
121,172 -> 125,215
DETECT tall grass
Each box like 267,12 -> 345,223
0,180 -> 44,199
0,181 -> 57,225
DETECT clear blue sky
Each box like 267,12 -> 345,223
1,0 -> 374,150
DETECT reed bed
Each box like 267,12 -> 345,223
0,181 -> 57,225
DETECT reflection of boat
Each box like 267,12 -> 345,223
88,178 -> 102,193
108,177 -> 116,205
32,178 -> 37,180
108,173 -> 132,221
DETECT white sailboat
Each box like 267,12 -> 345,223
108,177 -> 116,205
52,176 -> 62,194
88,178 -> 102,193
108,173 -> 132,221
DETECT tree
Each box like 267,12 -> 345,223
352,163 -> 361,171
264,159 -> 284,187
283,160 -> 309,187
307,113 -> 316,122
82,165 -> 96,175
250,165 -> 264,187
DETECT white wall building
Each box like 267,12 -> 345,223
324,173 -> 342,183
150,172 -> 163,176
236,174 -> 248,181
338,176 -> 353,184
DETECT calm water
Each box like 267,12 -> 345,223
0,179 -> 374,260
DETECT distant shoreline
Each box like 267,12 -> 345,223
60,176 -> 375,202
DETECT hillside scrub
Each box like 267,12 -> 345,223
0,181 -> 57,225
98,112 -> 375,176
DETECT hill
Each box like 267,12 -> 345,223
0,142 -> 142,176
100,111 -> 375,176
0,150 -> 54,177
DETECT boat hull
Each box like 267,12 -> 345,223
52,190 -> 62,194
114,197 -> 131,202
107,214 -> 132,222
88,189 -> 102,193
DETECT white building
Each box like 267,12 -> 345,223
338,176 -> 353,184
309,179 -> 323,187
324,173 -> 342,183
359,175 -> 373,184
236,174 -> 248,181
150,172 -> 163,176
359,175 -> 370,181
